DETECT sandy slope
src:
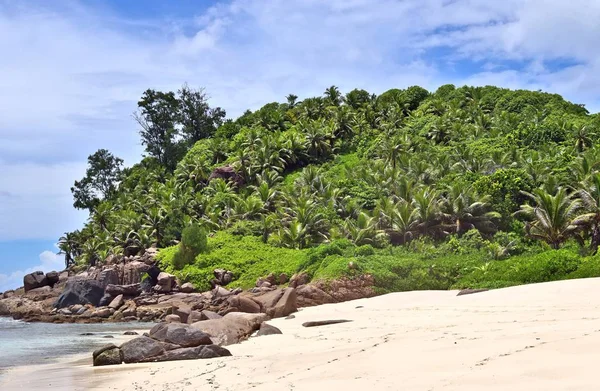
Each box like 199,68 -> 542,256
4,278 -> 600,391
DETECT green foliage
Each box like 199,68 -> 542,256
173,224 -> 208,270
71,149 -> 123,211
65,83 -> 600,294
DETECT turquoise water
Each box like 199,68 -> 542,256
0,317 -> 148,370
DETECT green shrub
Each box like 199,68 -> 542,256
355,244 -> 375,257
173,224 -> 208,270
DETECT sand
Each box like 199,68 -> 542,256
3,277 -> 600,390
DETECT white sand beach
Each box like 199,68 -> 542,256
4,277 -> 600,390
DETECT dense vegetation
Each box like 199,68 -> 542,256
59,83 -> 600,292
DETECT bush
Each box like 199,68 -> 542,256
173,224 -> 208,270
355,244 -> 375,257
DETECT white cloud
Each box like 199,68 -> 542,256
1,0 -> 600,246
0,248 -> 65,292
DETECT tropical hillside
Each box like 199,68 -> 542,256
59,84 -> 600,292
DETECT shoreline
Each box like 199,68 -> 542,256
4,278 -> 600,390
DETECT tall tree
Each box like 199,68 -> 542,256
178,84 -> 226,146
71,149 -> 123,210
134,89 -> 182,171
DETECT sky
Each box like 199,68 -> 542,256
2,0 -> 600,291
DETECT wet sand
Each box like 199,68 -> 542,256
3,278 -> 600,390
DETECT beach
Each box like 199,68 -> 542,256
3,277 -> 600,390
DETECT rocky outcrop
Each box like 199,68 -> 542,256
97,268 -> 118,287
54,279 -> 105,309
96,324 -> 230,366
24,271 -> 47,292
191,312 -> 268,346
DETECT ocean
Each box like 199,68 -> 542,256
0,317 -> 147,371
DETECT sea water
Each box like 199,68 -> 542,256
0,317 -> 146,370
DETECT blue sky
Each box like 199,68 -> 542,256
2,0 -> 600,291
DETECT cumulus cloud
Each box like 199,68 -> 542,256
0,248 -> 65,292
1,0 -> 600,245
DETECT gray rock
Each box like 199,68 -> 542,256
105,283 -> 142,297
54,279 -> 105,308
108,294 -> 125,310
93,344 -> 119,359
191,312 -> 268,346
93,346 -> 122,366
268,287 -> 297,318
256,323 -> 282,336
154,272 -> 175,293
120,337 -> 167,364
24,271 -> 47,292
227,295 -> 261,313
146,345 -> 232,362
149,322 -> 212,347
123,331 -> 139,336
97,268 -> 119,288
180,282 -> 195,293
46,271 -> 60,288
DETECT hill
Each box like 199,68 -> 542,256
60,84 -> 600,292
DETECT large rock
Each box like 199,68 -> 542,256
256,323 -> 282,336
173,304 -> 191,323
147,345 -> 232,362
108,294 -> 124,310
227,295 -> 261,313
191,312 -> 268,346
154,272 -> 175,293
98,268 -> 119,287
149,323 -> 213,347
24,271 -> 47,292
105,283 -> 142,297
93,344 -> 122,366
120,336 -> 171,364
54,279 -> 105,309
252,289 -> 284,311
296,285 -> 335,307
45,271 -> 60,288
267,287 -> 297,318
120,261 -> 150,285
180,283 -> 195,293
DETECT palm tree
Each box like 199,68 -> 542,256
343,212 -> 382,246
440,184 -> 500,235
573,124 -> 594,153
58,232 -> 81,268
324,85 -> 343,106
572,174 -> 600,253
516,187 -> 582,249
